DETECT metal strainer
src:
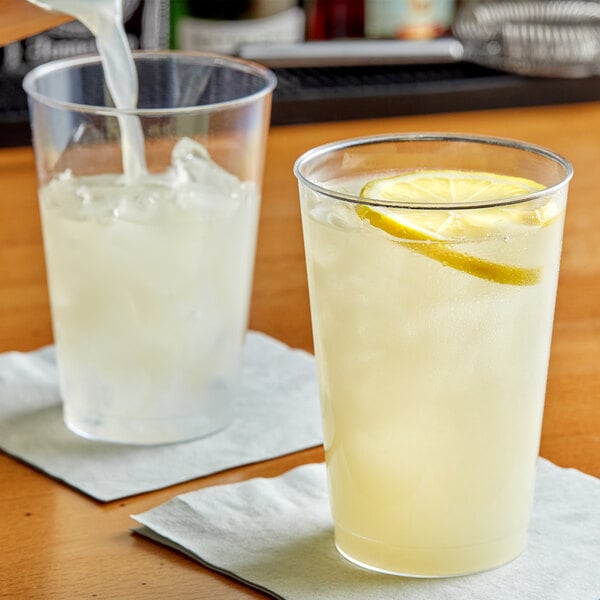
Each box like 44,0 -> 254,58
453,0 -> 600,77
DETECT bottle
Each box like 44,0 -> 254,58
365,0 -> 454,40
305,0 -> 365,40
172,0 -> 304,54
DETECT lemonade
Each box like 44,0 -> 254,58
296,135 -> 572,576
40,139 -> 260,444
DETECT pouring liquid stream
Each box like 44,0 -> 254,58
28,0 -> 147,179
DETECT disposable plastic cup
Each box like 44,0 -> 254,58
295,133 -> 572,576
24,51 -> 276,444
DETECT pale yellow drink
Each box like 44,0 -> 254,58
39,139 -> 260,444
295,135 -> 572,577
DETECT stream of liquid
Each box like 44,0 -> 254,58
29,0 -> 146,177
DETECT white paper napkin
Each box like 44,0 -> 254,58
0,331 -> 322,501
133,459 -> 600,600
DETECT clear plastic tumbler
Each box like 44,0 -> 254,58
24,52 -> 276,444
295,133 -> 572,576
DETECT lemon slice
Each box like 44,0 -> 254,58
361,170 -> 544,204
361,170 -> 555,234
358,170 -> 552,286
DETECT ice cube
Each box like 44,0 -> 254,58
168,137 -> 249,218
112,180 -> 169,224
41,172 -> 107,222
170,137 -> 241,193
310,198 -> 363,231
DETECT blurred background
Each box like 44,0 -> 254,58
2,0 -> 600,144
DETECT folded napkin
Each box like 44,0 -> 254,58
0,331 -> 322,501
133,459 -> 600,600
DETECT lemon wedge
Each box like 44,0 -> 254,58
357,170 -> 553,286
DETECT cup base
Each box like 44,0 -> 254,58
64,410 -> 232,446
334,527 -> 526,578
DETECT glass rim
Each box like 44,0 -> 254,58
293,133 -> 574,210
22,50 -> 277,117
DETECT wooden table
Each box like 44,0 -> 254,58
1,104 -> 599,598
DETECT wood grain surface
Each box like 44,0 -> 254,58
1,103 -> 599,599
